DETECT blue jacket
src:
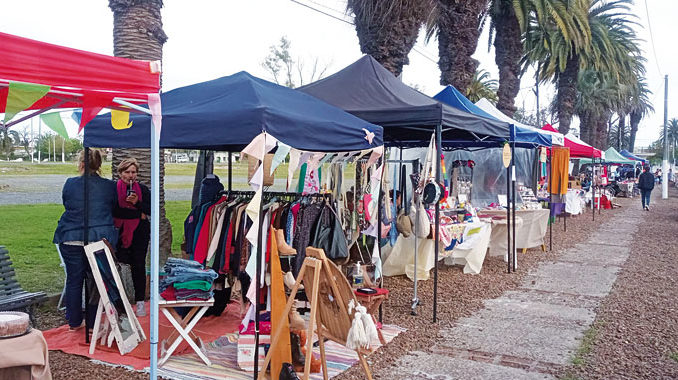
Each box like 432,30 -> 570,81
53,174 -> 119,245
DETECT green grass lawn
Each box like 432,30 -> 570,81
0,201 -> 194,294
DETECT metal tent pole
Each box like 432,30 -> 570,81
149,118 -> 160,379
549,148 -> 553,251
433,124 -> 441,323
412,158 -> 420,316
83,147 -> 90,344
506,144 -> 511,273
228,152 -> 233,192
512,141 -> 517,271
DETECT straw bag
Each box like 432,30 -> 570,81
247,153 -> 274,186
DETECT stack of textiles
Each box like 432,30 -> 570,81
160,258 -> 218,301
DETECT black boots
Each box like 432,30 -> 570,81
290,331 -> 306,367
279,362 -> 300,380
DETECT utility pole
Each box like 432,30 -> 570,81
535,67 -> 541,127
30,118 -> 34,163
662,75 -> 669,199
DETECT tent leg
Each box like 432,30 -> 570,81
150,119 -> 160,379
433,124 -> 441,323
512,142 -> 517,271
228,152 -> 232,192
506,150 -> 511,273
549,148 -> 553,251
84,147 -> 90,344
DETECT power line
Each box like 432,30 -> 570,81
289,0 -> 352,26
643,0 -> 663,76
288,0 -> 438,66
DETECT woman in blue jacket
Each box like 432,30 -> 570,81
53,149 -> 118,329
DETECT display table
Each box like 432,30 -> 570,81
483,208 -> 550,255
383,222 -> 492,277
159,298 -> 214,367
0,329 -> 52,380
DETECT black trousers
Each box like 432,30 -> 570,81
117,220 -> 150,302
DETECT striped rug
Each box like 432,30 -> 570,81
158,324 -> 406,379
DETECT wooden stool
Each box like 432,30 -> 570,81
354,288 -> 389,345
158,298 -> 214,367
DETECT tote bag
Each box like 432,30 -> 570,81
311,204 -> 349,261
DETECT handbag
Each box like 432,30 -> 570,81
410,202 -> 431,239
311,204 -> 349,262
395,208 -> 412,237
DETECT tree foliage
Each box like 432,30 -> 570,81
261,36 -> 330,89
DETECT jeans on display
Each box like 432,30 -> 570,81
641,189 -> 652,208
59,244 -> 98,328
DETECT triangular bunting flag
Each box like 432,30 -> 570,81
79,92 -> 115,133
3,82 -> 50,123
39,113 -> 69,139
71,111 -> 82,125
111,109 -> 133,130
270,142 -> 291,175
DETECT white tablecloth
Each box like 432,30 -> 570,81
382,222 -> 491,278
565,190 -> 585,215
483,208 -> 550,255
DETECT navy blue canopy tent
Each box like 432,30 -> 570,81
619,149 -> 647,164
433,85 -> 551,147
298,55 -> 509,146
85,71 -> 382,152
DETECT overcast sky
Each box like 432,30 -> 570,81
2,0 -> 675,149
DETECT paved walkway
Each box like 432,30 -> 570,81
376,204 -> 641,379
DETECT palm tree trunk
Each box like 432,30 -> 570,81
629,110 -> 641,152
437,0 -> 489,92
348,0 -> 432,76
493,0 -> 521,118
618,113 -> 626,150
556,54 -> 579,135
109,0 -> 171,263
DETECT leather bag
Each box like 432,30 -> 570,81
395,208 -> 412,237
410,202 -> 431,239
311,204 -> 349,261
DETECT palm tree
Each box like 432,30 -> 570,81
109,0 -> 172,262
346,0 -> 435,76
526,0 -> 645,136
427,0 -> 490,93
466,69 -> 498,103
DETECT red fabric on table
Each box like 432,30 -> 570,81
355,288 -> 389,297
43,300 -> 241,370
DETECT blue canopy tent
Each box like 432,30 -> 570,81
84,71 -> 383,380
433,85 -> 551,147
85,71 -> 382,151
619,149 -> 648,164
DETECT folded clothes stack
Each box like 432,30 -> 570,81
160,258 -> 218,301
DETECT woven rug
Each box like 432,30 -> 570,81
158,324 -> 406,379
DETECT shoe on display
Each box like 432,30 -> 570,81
275,229 -> 297,256
136,301 -> 146,317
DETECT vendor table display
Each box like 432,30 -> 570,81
159,298 -> 215,367
383,221 -> 491,277
482,208 -> 549,255
0,315 -> 51,380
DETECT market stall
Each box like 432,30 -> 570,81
0,30 -> 162,376
86,71 -> 385,379
300,55 -> 511,319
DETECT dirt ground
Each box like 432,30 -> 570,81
35,195 -> 637,379
562,186 -> 678,379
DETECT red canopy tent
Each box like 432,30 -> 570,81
0,31 -> 164,377
0,31 -> 160,129
542,124 -> 603,158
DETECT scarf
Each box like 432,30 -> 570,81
114,179 -> 142,248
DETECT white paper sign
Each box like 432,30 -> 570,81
498,194 -> 508,207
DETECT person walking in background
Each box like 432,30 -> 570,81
638,166 -> 655,211
53,149 -> 118,330
113,158 -> 151,316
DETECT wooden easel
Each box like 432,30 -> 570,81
262,247 -> 373,380
84,240 -> 146,355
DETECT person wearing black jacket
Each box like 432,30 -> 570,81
113,158 -> 151,316
637,166 -> 655,211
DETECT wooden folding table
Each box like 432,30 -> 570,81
158,298 -> 214,367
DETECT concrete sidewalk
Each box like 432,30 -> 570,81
375,206 -> 641,379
